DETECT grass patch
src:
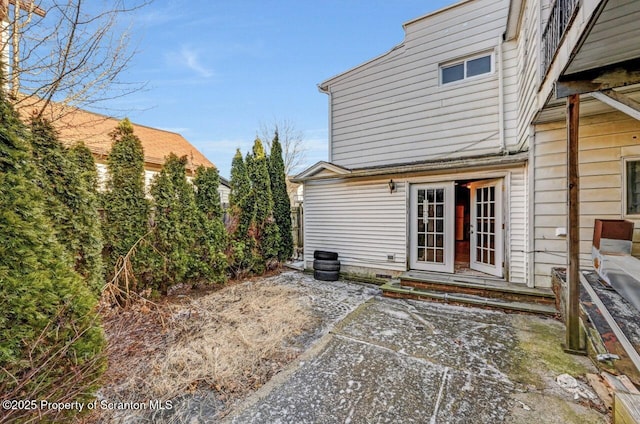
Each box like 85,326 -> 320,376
92,278 -> 316,421
510,316 -> 591,388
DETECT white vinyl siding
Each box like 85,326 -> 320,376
304,178 -> 408,273
325,0 -> 509,169
514,0 -> 542,150
303,164 -> 527,283
533,112 -> 640,287
509,167 -> 527,284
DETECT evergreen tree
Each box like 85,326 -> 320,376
229,148 -> 253,234
102,118 -> 150,285
68,142 -> 99,190
268,131 -> 294,261
29,120 -> 104,294
149,154 -> 203,292
247,138 -> 280,272
0,89 -> 104,417
193,165 -> 227,284
227,149 -> 256,276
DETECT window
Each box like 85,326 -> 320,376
441,53 -> 492,84
626,159 -> 640,215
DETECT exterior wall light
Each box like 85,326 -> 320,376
388,179 -> 396,193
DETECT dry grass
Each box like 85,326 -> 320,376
94,277 -> 316,419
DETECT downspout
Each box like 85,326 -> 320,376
318,83 -> 333,162
527,125 -> 535,287
327,89 -> 333,162
498,36 -> 506,153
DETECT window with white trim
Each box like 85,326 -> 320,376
441,53 -> 492,85
625,158 -> 640,215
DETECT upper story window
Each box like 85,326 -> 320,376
441,53 -> 493,85
625,158 -> 640,216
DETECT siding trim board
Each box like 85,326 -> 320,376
293,152 -> 528,183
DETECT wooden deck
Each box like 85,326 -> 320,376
381,270 -> 557,316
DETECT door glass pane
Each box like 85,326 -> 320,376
426,249 -> 434,262
475,183 -> 498,266
427,190 -> 434,203
416,187 -> 446,264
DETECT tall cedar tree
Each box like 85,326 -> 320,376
268,131 -> 294,261
193,165 -> 227,284
227,149 -> 257,275
247,138 -> 281,272
149,154 -> 203,292
29,120 -> 104,294
102,118 -> 150,285
0,90 -> 104,418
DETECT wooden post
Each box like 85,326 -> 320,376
565,93 -> 584,354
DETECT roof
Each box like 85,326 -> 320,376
16,98 -> 214,170
292,152 -> 529,183
318,0 -> 477,91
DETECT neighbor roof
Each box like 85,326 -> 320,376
16,98 -> 214,170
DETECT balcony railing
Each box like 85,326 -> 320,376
541,0 -> 580,76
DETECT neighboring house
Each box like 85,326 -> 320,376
294,0 -> 640,289
19,100 -> 231,203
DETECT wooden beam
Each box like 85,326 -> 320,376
8,0 -> 46,17
556,58 -> 640,98
1,0 -> 45,21
565,93 -> 584,354
591,89 -> 640,121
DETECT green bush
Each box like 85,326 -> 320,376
149,154 -> 209,292
0,90 -> 104,422
102,118 -> 150,288
247,138 -> 280,269
227,149 -> 258,276
193,165 -> 227,284
30,119 -> 104,294
268,131 -> 294,261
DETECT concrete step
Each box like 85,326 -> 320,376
381,282 -> 558,316
400,273 -> 555,305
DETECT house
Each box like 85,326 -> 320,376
18,100 -> 231,203
294,0 -> 640,294
295,0 -> 527,284
505,0 -> 640,288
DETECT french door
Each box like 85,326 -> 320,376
469,179 -> 503,277
409,182 -> 455,273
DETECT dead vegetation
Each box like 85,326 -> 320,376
91,275 -> 316,421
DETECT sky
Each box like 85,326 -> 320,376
100,0 -> 457,179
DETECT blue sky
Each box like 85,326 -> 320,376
104,0 -> 456,178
